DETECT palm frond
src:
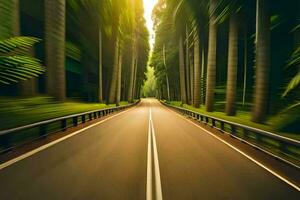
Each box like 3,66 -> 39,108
282,71 -> 300,97
0,55 -> 44,85
0,36 -> 41,55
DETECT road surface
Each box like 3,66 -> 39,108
0,99 -> 299,199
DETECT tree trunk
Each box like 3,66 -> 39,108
193,34 -> 201,108
225,14 -> 238,116
20,46 -> 38,96
251,0 -> 270,123
163,44 -> 170,101
185,25 -> 191,104
108,36 -> 119,104
201,46 -> 206,104
132,49 -> 138,100
179,36 -> 187,104
242,25 -> 248,107
128,37 -> 136,103
45,0 -> 66,101
98,28 -> 103,103
190,44 -> 194,106
205,0 -> 217,112
116,48 -> 123,106
20,76 -> 37,96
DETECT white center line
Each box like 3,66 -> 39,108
146,108 -> 153,200
151,114 -> 163,200
146,105 -> 163,200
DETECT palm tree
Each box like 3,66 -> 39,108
127,34 -> 137,103
163,44 -> 171,101
98,28 -> 103,103
193,31 -> 201,108
179,35 -> 187,104
116,46 -> 123,106
45,0 -> 66,101
108,35 -> 120,104
251,0 -> 271,122
225,13 -> 238,116
190,41 -> 194,106
205,0 -> 217,112
132,52 -> 138,99
185,25 -> 191,104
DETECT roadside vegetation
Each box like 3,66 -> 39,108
150,0 -> 300,140
0,96 -> 129,130
0,0 -> 149,130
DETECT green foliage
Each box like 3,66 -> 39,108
142,67 -> 157,97
65,40 -> 81,61
0,36 -> 41,54
282,43 -> 300,97
0,96 -> 129,130
169,101 -> 300,140
0,37 -> 44,85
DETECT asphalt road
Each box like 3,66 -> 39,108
0,99 -> 299,199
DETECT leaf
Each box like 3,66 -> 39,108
0,36 -> 41,55
282,71 -> 300,97
0,55 -> 44,85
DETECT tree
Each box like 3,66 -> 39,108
45,0 -> 66,101
205,0 -> 218,112
225,13 -> 238,116
251,0 -> 271,122
193,31 -> 201,108
108,35 -> 120,104
98,29 -> 103,103
179,35 -> 188,104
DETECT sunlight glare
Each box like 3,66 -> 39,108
143,0 -> 158,51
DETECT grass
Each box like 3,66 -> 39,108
168,101 -> 300,141
0,96 -> 129,130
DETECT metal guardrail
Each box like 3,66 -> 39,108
0,101 -> 139,153
161,101 -> 300,164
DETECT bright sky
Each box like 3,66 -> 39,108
143,0 -> 158,51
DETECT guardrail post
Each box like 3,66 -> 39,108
94,112 -> 97,119
73,116 -> 78,126
82,115 -> 86,123
212,119 -> 216,127
1,134 -> 11,151
200,116 -> 203,121
205,117 -> 209,124
61,119 -> 67,131
279,141 -> 288,153
220,122 -> 225,132
231,125 -> 236,135
39,124 -> 47,137
243,129 -> 248,138
255,133 -> 262,144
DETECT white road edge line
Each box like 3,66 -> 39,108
146,108 -> 152,200
0,107 -> 134,171
165,106 -> 300,192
